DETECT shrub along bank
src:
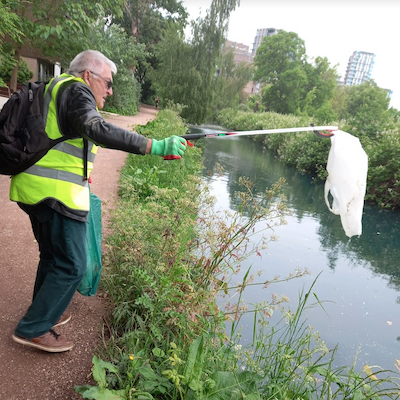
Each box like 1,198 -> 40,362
216,108 -> 400,209
76,109 -> 400,399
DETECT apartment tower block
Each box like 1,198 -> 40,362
344,51 -> 376,86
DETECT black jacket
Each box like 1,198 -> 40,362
58,81 -> 149,155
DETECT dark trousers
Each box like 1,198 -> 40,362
15,203 -> 87,339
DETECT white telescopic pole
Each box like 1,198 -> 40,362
220,126 -> 338,137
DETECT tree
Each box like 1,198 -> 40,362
254,31 -> 338,119
303,56 -> 338,120
119,0 -> 187,42
254,31 -> 308,114
152,0 -> 240,123
0,1 -> 22,44
343,80 -> 391,138
254,30 -> 307,85
0,0 -> 23,86
85,23 -> 148,115
210,51 -> 253,116
261,66 -> 308,114
0,52 -> 33,84
331,85 -> 349,120
151,27 -> 203,121
4,0 -> 124,91
115,0 -> 188,102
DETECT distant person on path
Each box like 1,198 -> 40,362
10,50 -> 187,353
155,96 -> 159,109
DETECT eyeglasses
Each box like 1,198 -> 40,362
90,70 -> 113,89
81,70 -> 113,89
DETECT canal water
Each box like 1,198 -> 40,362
192,125 -> 400,371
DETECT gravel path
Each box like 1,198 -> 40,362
0,105 -> 156,400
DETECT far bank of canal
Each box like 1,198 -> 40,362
193,125 -> 400,371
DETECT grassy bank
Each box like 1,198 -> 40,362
76,110 -> 400,399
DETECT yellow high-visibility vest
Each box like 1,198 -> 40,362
10,74 -> 98,211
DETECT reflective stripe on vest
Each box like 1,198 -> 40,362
23,165 -> 90,186
10,74 -> 97,211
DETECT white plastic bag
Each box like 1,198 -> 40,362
324,130 -> 368,238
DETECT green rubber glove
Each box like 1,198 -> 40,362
150,136 -> 188,159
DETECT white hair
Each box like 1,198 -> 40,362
67,50 -> 117,76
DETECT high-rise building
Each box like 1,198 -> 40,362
224,40 -> 252,64
344,51 -> 376,86
252,28 -> 279,56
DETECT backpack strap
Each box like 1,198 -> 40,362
42,76 -> 78,129
27,82 -> 44,132
83,138 -> 88,181
42,77 -> 60,127
44,77 -> 90,181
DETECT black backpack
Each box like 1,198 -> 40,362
0,81 -> 68,176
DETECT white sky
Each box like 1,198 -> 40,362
183,0 -> 400,110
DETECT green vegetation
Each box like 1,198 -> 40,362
216,79 -> 400,209
85,23 -> 146,115
113,0 -> 189,103
2,0 -> 247,120
75,110 -> 400,399
3,1 -> 400,393
5,0 -> 395,133
254,31 -> 338,121
2,0 -> 125,90
216,108 -> 331,178
0,1 -> 22,86
151,0 -> 241,123
0,52 -> 33,85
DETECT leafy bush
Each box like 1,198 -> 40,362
84,23 -> 147,116
0,52 -> 33,84
103,69 -> 141,115
364,132 -> 400,208
216,109 -> 332,177
216,108 -> 311,134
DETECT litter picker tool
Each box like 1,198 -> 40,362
181,125 -> 337,141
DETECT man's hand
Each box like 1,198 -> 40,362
150,136 -> 188,159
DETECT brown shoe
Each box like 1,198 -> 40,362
12,329 -> 74,352
53,312 -> 72,328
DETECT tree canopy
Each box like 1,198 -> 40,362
254,30 -> 338,120
151,0 -> 241,123
343,80 -> 392,138
119,0 -> 188,43
113,0 -> 188,102
3,0 -> 125,90
254,30 -> 307,84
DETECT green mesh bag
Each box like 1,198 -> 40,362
77,192 -> 102,296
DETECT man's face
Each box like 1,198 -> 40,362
86,65 -> 113,109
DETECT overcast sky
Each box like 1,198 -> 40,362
183,0 -> 400,110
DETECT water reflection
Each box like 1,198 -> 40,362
192,126 -> 400,369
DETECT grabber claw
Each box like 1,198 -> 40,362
311,124 -> 335,138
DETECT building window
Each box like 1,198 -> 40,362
37,59 -> 54,82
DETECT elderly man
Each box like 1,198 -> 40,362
10,50 -> 187,352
